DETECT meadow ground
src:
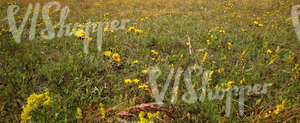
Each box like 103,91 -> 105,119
1,0 -> 300,122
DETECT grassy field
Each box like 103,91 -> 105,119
1,0 -> 300,122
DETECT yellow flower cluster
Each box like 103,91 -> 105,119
103,51 -> 121,66
151,50 -> 158,55
274,100 -> 286,114
74,29 -> 85,38
292,64 -> 299,79
124,78 -> 140,84
21,89 -> 51,123
132,60 -> 139,64
99,103 -> 106,119
265,100 -> 286,118
206,40 -> 210,45
112,53 -> 121,65
240,50 -> 246,62
141,69 -> 148,74
220,81 -> 235,88
267,46 -> 281,65
138,84 -> 150,91
137,111 -> 159,123
266,49 -> 272,54
104,51 -> 112,56
72,29 -> 92,42
127,26 -> 143,34
253,21 -> 263,27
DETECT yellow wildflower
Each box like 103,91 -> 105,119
138,111 -> 146,123
221,55 -> 227,60
76,107 -> 83,120
241,28 -> 248,32
201,52 -> 208,64
86,37 -> 92,42
21,88 -> 51,123
218,68 -> 224,73
275,46 -> 280,53
141,70 -> 148,74
99,103 -> 105,119
206,40 -> 210,45
265,111 -> 271,118
132,60 -> 139,64
274,100 -> 286,115
135,29 -> 143,34
138,84 -> 150,91
147,112 -> 159,122
215,85 -> 219,88
112,53 -> 121,65
240,78 -> 245,84
253,21 -> 259,25
212,61 -> 216,64
227,42 -> 232,50
128,26 -> 135,32
226,81 -> 235,87
266,49 -> 272,54
151,50 -> 158,55
186,112 -> 191,119
197,49 -> 204,52
133,79 -> 140,83
75,29 -> 85,38
268,55 -> 278,65
104,27 -> 109,32
209,71 -> 214,81
241,50 -> 246,57
124,79 -> 132,84
103,51 -> 111,56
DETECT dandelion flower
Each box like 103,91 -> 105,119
128,27 -> 135,32
124,79 -> 132,84
133,79 -> 140,83
151,50 -> 158,55
112,53 -> 121,65
253,21 -> 259,25
132,60 -> 139,64
75,29 -> 85,38
226,81 -> 235,87
266,49 -> 272,54
138,84 -> 149,91
104,51 -> 111,56
141,70 -> 148,74
206,40 -> 210,45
